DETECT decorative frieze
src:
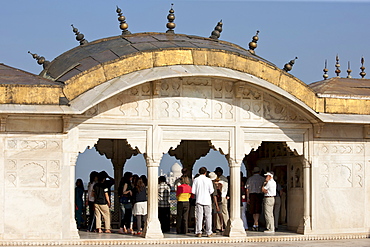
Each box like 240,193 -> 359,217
6,139 -> 61,150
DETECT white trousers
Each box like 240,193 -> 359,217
195,203 -> 212,235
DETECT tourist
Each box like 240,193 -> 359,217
192,167 -> 214,237
209,172 -> 223,233
93,172 -> 111,233
241,173 -> 248,231
118,172 -> 133,234
100,171 -> 115,200
176,176 -> 191,234
214,167 -> 229,231
174,168 -> 190,189
246,167 -> 265,231
132,177 -> 147,235
75,178 -> 84,229
158,176 -> 171,232
86,171 -> 98,232
274,176 -> 283,231
262,171 -> 276,233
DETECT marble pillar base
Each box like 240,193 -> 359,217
297,216 -> 312,234
224,218 -> 246,237
143,218 -> 164,238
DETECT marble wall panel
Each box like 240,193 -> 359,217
314,141 -> 366,232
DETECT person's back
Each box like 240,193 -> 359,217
191,167 -> 214,237
246,174 -> 265,193
192,173 -> 213,206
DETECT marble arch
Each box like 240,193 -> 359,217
1,32 -> 370,243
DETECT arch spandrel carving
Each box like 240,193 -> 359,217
92,76 -> 310,125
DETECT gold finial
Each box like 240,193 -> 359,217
283,57 -> 298,72
166,3 -> 176,34
360,56 -> 366,79
248,30 -> 259,55
347,61 -> 352,78
323,59 -> 329,80
116,6 -> 131,35
209,20 -> 223,40
335,54 -> 341,77
28,51 -> 50,69
71,25 -> 88,45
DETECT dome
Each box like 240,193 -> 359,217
40,32 -> 274,83
171,162 -> 182,174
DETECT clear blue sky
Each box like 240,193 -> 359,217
1,0 -> 369,184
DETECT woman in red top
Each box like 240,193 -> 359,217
176,176 -> 192,234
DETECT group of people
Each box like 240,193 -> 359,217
245,167 -> 282,233
74,165 -> 282,236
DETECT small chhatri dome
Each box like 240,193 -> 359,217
28,51 -> 50,69
335,54 -> 341,77
283,57 -> 298,72
166,3 -> 176,34
360,56 -> 366,79
248,30 -> 259,54
71,24 -> 88,45
116,6 -> 131,35
323,59 -> 329,80
209,20 -> 223,40
347,61 -> 352,78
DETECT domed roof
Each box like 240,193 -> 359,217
171,162 -> 182,174
40,32 -> 274,83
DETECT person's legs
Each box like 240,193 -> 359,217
204,204 -> 213,236
94,204 -> 103,232
264,197 -> 275,232
118,204 -> 126,233
182,202 -> 189,234
123,206 -> 132,232
195,203 -> 204,235
273,196 -> 281,230
100,204 -> 111,232
221,197 -> 229,229
88,201 -> 96,232
176,202 -> 184,233
241,201 -> 248,230
136,215 -> 142,232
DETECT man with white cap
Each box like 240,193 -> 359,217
246,166 -> 265,231
262,171 -> 276,233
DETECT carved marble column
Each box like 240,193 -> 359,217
224,158 -> 246,237
297,158 -> 312,234
143,156 -> 163,238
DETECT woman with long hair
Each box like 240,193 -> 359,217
86,171 -> 98,232
75,178 -> 84,229
176,176 -> 192,234
132,177 -> 147,235
118,172 -> 133,234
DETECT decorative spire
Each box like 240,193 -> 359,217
71,25 -> 88,45
248,30 -> 259,54
166,3 -> 176,34
283,57 -> 298,72
346,61 -> 352,78
116,6 -> 131,35
323,59 -> 329,80
335,54 -> 341,77
209,20 -> 223,40
360,56 -> 366,79
28,51 -> 50,69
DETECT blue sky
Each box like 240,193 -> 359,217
1,0 -> 369,183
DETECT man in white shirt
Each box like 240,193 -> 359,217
262,171 -> 276,233
192,167 -> 214,237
